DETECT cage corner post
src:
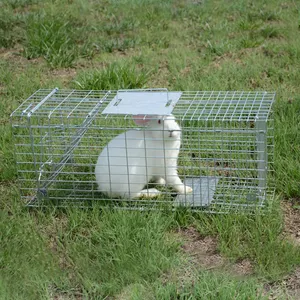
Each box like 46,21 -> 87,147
26,113 -> 47,207
255,118 -> 267,205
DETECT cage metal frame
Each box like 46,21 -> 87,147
11,88 -> 275,213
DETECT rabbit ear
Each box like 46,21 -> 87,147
132,115 -> 153,126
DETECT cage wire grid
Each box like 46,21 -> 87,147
11,88 -> 275,213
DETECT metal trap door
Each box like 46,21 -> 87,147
174,176 -> 219,208
102,89 -> 182,115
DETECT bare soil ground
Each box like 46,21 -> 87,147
282,200 -> 300,246
179,212 -> 300,300
178,226 -> 253,276
264,268 -> 300,300
0,49 -> 77,85
269,200 -> 300,299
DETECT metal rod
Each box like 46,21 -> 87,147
27,88 -> 59,117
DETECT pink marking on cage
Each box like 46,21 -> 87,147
132,115 -> 153,126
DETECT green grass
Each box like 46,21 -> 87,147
122,270 -> 269,299
274,98 -> 300,197
0,207 -> 64,299
152,272 -> 267,300
73,62 -> 151,90
0,7 -> 25,48
193,206 -> 300,280
1,0 -> 300,298
2,0 -> 39,9
23,12 -> 95,68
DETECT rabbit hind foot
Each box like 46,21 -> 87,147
138,188 -> 161,198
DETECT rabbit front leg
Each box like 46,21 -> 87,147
153,176 -> 166,185
165,173 -> 193,194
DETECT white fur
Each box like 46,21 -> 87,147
95,115 -> 192,199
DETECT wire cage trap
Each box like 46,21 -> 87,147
11,88 -> 275,213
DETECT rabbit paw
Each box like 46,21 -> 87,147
139,188 -> 161,198
156,177 -> 166,185
177,185 -> 193,194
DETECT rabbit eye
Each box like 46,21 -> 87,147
158,119 -> 161,124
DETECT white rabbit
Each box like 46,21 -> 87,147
95,114 -> 193,199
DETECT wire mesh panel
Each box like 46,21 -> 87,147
11,89 -> 275,213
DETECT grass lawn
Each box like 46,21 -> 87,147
1,0 -> 300,298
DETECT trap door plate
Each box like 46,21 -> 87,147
174,176 -> 219,207
102,91 -> 182,115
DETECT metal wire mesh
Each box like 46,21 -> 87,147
11,88 -> 275,212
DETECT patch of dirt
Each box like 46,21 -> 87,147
210,53 -> 246,70
262,200 -> 300,298
115,283 -> 147,300
282,200 -> 300,246
264,268 -> 300,299
179,66 -> 192,76
283,268 -> 300,298
36,214 -> 73,272
48,284 -> 83,300
48,68 -> 77,84
0,47 -> 21,57
0,47 -> 44,66
0,48 -> 77,84
178,226 -> 254,276
229,258 -> 254,277
179,227 -> 225,270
